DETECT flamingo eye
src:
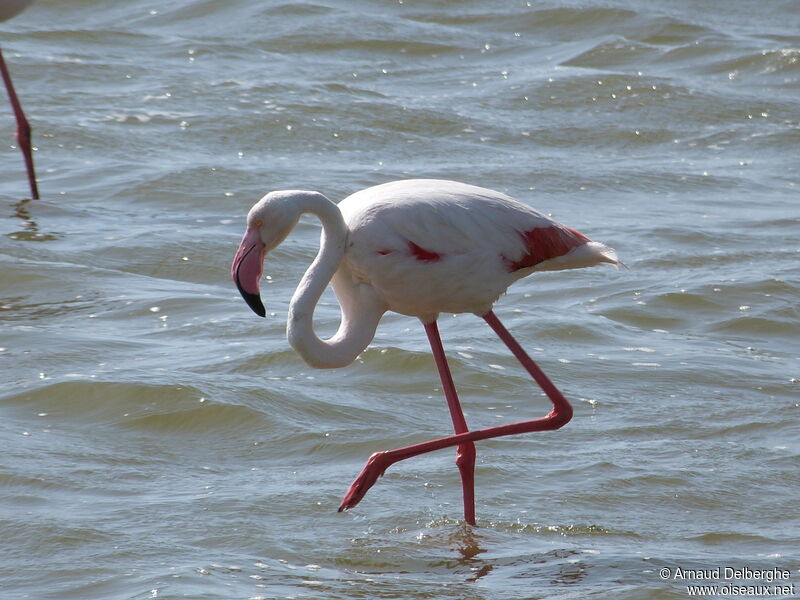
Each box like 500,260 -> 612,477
253,219 -> 263,228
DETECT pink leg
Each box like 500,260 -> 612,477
339,310 -> 573,519
423,320 -> 476,526
0,47 -> 40,200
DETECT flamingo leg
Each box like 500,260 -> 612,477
0,47 -> 39,200
338,309 -> 573,520
423,320 -> 476,526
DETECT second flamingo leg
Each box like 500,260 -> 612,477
0,47 -> 39,200
424,320 -> 477,526
339,310 -> 573,517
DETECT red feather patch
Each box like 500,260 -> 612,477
408,240 -> 442,262
506,226 -> 589,271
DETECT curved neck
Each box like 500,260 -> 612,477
286,194 -> 385,368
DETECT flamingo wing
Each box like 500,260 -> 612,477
335,180 -> 617,318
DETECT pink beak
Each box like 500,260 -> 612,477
231,227 -> 267,317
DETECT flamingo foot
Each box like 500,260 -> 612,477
338,451 -> 392,512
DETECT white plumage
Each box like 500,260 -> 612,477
337,179 -> 617,318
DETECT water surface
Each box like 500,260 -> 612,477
1,1 -> 798,598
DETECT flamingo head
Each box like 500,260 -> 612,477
231,191 -> 306,317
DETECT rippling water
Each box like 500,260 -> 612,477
2,1 -> 798,598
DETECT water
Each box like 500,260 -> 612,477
2,0 -> 798,598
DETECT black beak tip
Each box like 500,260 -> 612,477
244,292 -> 266,317
235,280 -> 266,317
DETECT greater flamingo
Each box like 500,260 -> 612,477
232,179 -> 619,525
1,0 -> 39,199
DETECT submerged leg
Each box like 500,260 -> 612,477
0,47 -> 40,200
338,310 -> 572,516
423,320 -> 476,526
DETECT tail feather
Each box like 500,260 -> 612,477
533,240 -> 620,272
508,224 -> 620,273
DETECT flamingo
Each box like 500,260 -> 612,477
1,0 -> 39,199
231,179 -> 619,525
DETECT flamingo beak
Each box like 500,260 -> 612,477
231,226 -> 267,317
